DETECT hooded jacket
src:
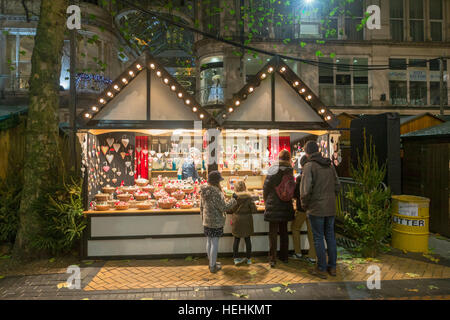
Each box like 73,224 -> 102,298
227,191 -> 256,238
300,152 -> 340,217
263,160 -> 295,222
200,185 -> 237,229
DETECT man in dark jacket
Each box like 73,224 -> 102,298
263,150 -> 295,268
300,141 -> 340,279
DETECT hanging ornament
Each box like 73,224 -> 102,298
129,171 -> 134,176
106,154 -> 114,164
122,137 -> 129,148
136,146 -> 142,153
112,178 -> 118,184
120,152 -> 126,159
128,149 -> 133,156
101,146 -> 109,155
112,167 -> 117,173
142,149 -> 149,156
116,171 -> 122,176
106,138 -> 114,147
103,162 -> 110,172
113,143 -> 121,153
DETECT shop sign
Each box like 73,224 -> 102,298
398,202 -> 418,217
409,71 -> 427,82
389,71 -> 407,81
430,71 -> 448,82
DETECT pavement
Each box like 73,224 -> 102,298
0,248 -> 449,300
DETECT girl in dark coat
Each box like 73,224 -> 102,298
263,149 -> 295,267
227,181 -> 257,265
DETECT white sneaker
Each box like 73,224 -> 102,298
246,258 -> 252,265
234,258 -> 245,265
290,253 -> 303,260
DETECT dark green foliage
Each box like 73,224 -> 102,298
30,175 -> 86,255
343,131 -> 392,257
0,161 -> 22,243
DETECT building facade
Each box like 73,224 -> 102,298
0,0 -> 449,121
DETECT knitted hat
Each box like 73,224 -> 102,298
208,171 -> 224,185
305,141 -> 319,155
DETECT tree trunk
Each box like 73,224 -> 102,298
13,0 -> 68,259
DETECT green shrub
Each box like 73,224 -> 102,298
30,175 -> 86,255
343,132 -> 392,257
0,160 -> 23,243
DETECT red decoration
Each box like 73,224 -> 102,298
268,136 -> 291,161
135,136 -> 149,180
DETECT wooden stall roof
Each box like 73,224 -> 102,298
400,113 -> 445,135
402,120 -> 450,139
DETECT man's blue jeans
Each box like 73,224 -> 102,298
308,215 -> 337,272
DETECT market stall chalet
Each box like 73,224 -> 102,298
77,52 -> 340,259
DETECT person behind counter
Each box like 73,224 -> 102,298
263,149 -> 295,268
200,171 -> 237,273
227,181 -> 257,266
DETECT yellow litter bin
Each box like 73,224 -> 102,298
391,195 -> 430,253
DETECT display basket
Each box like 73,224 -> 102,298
95,204 -> 110,211
172,190 -> 185,200
117,193 -> 132,202
95,194 -> 110,202
115,203 -> 130,210
135,179 -> 149,187
102,187 -> 115,194
136,202 -> 152,210
142,185 -> 155,193
134,193 -> 149,201
179,202 -> 194,209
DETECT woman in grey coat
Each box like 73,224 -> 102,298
200,171 -> 237,273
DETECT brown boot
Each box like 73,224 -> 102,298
309,266 -> 327,279
327,267 -> 337,277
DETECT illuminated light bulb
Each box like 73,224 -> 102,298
150,63 -> 155,69
136,64 -> 142,70
84,112 -> 91,118
326,115 -> 331,120
260,73 -> 267,79
163,78 -> 169,84
171,85 -> 176,91
280,67 -> 286,72
319,108 -> 326,114
307,95 -> 312,100
185,99 -> 190,105
129,70 -> 135,77
268,66 -> 274,73
156,71 -> 162,77
192,107 -> 198,112
199,113 -> 204,119
228,107 -> 234,113
99,98 -> 106,104
293,81 -> 299,87
300,88 -> 306,93
107,91 -> 113,97
113,84 -> 120,91
91,106 -> 98,112
178,92 -> 183,98
121,78 -> 128,84
222,114 -> 227,118
235,100 -> 240,106
248,87 -> 254,93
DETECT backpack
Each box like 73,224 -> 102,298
275,173 -> 296,202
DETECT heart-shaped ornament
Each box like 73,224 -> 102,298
120,152 -> 126,159
106,154 -> 114,164
128,149 -> 133,156
101,146 -> 109,155
122,138 -> 129,148
116,171 -> 122,176
156,153 -> 163,159
129,171 -> 134,176
150,150 -> 156,156
113,143 -> 121,153
142,149 -> 149,155
164,151 -> 169,157
100,181 -> 104,185
136,146 -> 142,153
106,179 -> 110,182
112,178 -> 117,184
103,165 -> 110,172
112,167 -> 117,173
106,138 -> 114,147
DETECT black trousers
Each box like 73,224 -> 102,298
233,237 -> 252,259
268,221 -> 289,263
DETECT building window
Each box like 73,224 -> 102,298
344,0 -> 364,41
389,81 -> 408,105
430,0 -> 443,41
202,0 -> 220,36
318,57 -> 368,106
390,0 -> 404,41
5,33 -> 34,91
409,0 -> 424,41
430,59 -> 447,105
